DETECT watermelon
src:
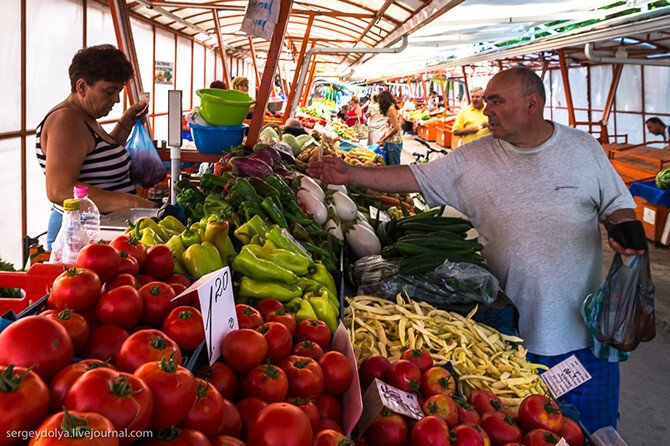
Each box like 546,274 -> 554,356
655,168 -> 670,190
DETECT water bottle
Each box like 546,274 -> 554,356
73,185 -> 100,242
49,199 -> 90,265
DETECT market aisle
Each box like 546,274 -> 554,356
399,135 -> 670,445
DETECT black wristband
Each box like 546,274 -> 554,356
605,220 -> 648,250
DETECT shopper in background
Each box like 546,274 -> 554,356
36,44 -> 155,249
400,95 -> 416,135
452,86 -> 490,145
375,90 -> 403,165
337,104 -> 350,121
232,76 -> 254,119
366,93 -> 387,146
645,116 -> 669,143
307,67 -> 644,433
345,95 -> 365,127
209,80 -> 227,89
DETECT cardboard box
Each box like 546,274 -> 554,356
634,196 -> 670,243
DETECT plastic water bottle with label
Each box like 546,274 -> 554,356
49,199 -> 90,265
73,185 -> 100,242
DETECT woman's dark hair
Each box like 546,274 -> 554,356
68,44 -> 134,92
377,90 -> 398,115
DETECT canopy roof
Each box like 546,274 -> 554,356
127,0 -> 670,81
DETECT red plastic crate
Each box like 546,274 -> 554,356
0,263 -> 63,314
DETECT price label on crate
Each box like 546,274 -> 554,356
173,266 -> 237,365
540,354 -> 592,399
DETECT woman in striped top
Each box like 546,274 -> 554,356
36,44 -> 156,247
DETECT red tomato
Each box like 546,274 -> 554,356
481,410 -> 523,445
523,429 -> 561,446
467,389 -> 506,416
383,359 -> 421,393
517,394 -> 563,434
0,365 -> 49,440
236,304 -> 264,329
180,378 -> 225,438
358,355 -> 391,390
80,324 -> 129,363
318,351 -> 353,394
104,273 -> 140,291
164,273 -> 191,287
211,436 -> 246,446
266,308 -> 297,336
255,298 -> 285,320
117,251 -> 140,276
295,319 -> 331,350
30,409 -> 118,446
365,408 -> 408,446
317,418 -> 342,433
94,285 -> 143,329
0,316 -> 73,382
219,398 -> 243,437
558,416 -> 585,446
221,329 -> 268,374
422,366 -> 456,398
279,355 -> 324,399
64,368 -> 153,444
116,329 -> 182,373
450,423 -> 486,446
110,234 -> 147,267
314,429 -> 354,446
247,402 -> 314,446
49,359 -> 114,414
244,363 -> 289,403
137,273 -> 157,287
288,397 -> 321,432
292,340 -> 324,360
315,393 -> 342,424
49,266 -> 101,312
410,415 -> 450,446
139,281 -> 177,327
455,397 -> 481,425
134,356 -> 197,430
162,306 -> 205,351
76,243 -> 121,283
257,321 -> 293,364
236,397 -> 268,439
41,308 -> 89,355
141,244 -> 175,280
401,348 -> 433,374
143,427 -> 211,446
197,361 -> 238,400
422,393 -> 459,428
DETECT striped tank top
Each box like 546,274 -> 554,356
36,113 -> 136,210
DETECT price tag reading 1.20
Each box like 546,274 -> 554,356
174,266 -> 237,365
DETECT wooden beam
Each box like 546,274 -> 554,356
212,10 -> 231,88
461,66 -> 470,103
599,64 -> 624,144
246,0 -> 293,147
558,49 -> 576,128
301,56 -> 318,108
285,13 -> 315,121
248,36 -> 261,87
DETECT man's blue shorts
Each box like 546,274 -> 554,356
526,347 -> 619,434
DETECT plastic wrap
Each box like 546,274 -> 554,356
126,120 -> 167,189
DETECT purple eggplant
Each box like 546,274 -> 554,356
230,156 -> 273,178
250,147 -> 282,166
272,165 -> 291,179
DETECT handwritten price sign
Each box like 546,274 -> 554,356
173,266 -> 237,365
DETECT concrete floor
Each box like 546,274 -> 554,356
399,134 -> 670,445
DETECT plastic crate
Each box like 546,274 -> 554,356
0,263 -> 63,315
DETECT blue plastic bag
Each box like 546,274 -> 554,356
126,120 -> 167,189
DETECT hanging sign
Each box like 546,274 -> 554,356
155,61 -> 174,85
240,0 -> 279,40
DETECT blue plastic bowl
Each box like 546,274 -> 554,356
190,124 -> 246,154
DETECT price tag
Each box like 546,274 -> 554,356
556,438 -> 569,446
173,266 -> 237,365
540,354 -> 592,399
376,379 -> 424,421
369,206 -> 390,222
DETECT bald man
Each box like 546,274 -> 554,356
452,87 -> 490,144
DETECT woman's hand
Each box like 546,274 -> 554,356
122,100 -> 149,125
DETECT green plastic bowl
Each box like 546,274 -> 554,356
196,89 -> 255,126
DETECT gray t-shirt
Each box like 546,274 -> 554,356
409,122 -> 635,355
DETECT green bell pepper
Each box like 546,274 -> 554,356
166,234 -> 188,275
306,290 -> 338,332
136,217 -> 170,241
297,277 -> 339,310
204,220 -> 236,266
203,194 -> 236,219
140,227 -> 163,247
237,276 -> 302,302
309,261 -> 338,300
180,227 -> 202,248
231,245 -> 298,284
260,196 -> 288,229
182,241 -> 225,278
286,297 -> 318,322
245,242 -> 314,276
233,214 -> 269,245
225,178 -> 263,209
238,201 -> 268,222
264,225 -> 311,261
200,173 -> 231,192
247,176 -> 281,198
159,215 -> 186,233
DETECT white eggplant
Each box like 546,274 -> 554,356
332,191 -> 357,222
298,190 -> 328,225
355,212 -> 375,231
323,205 -> 344,240
345,221 -> 382,258
298,175 -> 326,203
326,184 -> 348,194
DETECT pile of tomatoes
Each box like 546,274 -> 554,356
354,351 -> 585,446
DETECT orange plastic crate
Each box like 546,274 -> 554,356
0,263 -> 63,314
